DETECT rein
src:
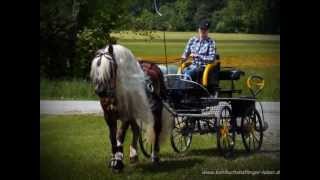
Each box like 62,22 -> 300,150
95,46 -> 118,98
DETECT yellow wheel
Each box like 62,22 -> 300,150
171,117 -> 193,153
241,108 -> 263,152
217,106 -> 235,157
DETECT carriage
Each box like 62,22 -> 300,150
139,54 -> 268,157
89,1 -> 270,172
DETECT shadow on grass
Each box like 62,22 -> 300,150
185,147 -> 280,160
136,158 -> 203,173
186,147 -> 220,157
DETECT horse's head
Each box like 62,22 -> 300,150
90,45 -> 117,99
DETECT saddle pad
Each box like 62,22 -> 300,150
139,61 -> 166,98
139,61 -> 162,81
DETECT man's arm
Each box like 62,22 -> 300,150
181,37 -> 194,60
198,40 -> 216,63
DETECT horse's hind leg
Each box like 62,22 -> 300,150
129,120 -> 140,163
116,120 -> 130,148
151,107 -> 162,164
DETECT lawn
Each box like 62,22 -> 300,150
40,115 -> 280,180
112,31 -> 280,58
40,31 -> 280,100
111,31 -> 280,41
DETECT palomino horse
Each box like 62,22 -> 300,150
90,44 -> 171,171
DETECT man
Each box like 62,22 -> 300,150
181,20 -> 217,82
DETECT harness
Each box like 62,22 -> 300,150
95,46 -> 118,99
139,62 -> 166,111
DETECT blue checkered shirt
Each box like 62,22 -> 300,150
181,36 -> 216,66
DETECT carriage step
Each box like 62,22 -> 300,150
175,109 -> 202,114
191,127 -> 216,134
219,89 -> 242,94
163,102 -> 217,119
176,113 -> 216,118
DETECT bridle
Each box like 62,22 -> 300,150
95,45 -> 118,98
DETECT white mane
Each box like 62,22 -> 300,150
90,49 -> 111,85
90,45 -> 155,135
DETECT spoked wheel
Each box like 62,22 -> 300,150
241,108 -> 263,152
217,105 -> 235,156
139,127 -> 152,158
171,116 -> 193,153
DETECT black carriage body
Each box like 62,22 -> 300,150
164,75 -> 218,110
159,66 -> 264,156
230,99 -> 255,117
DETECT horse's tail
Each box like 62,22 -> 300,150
105,45 -> 155,144
140,62 -> 173,144
143,101 -> 173,145
159,105 -> 174,144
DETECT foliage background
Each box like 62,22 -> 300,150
40,0 -> 280,79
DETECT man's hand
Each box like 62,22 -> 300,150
190,53 -> 199,58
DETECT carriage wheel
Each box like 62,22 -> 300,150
241,108 -> 263,152
139,127 -> 152,158
217,105 -> 235,156
170,116 -> 193,153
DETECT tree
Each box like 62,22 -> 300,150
40,0 -> 78,78
40,0 -> 131,79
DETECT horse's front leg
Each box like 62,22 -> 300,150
100,98 -> 123,171
104,111 -> 125,171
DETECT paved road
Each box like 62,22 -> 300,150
40,100 -> 279,115
40,100 -> 280,151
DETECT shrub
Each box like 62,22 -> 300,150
74,27 -> 117,79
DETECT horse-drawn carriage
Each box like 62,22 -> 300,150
90,2 -> 269,172
90,43 -> 269,172
139,54 -> 268,157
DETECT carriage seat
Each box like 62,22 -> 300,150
219,69 -> 245,80
177,54 -> 221,86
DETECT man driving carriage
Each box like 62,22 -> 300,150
181,20 -> 217,83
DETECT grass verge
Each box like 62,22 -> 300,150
40,115 -> 280,180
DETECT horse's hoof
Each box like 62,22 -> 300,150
129,156 -> 139,164
108,158 -> 115,168
151,156 -> 160,165
108,159 -> 124,171
112,166 -> 123,173
112,167 -> 123,173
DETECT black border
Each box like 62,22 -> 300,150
0,1 -> 38,179
281,0 -> 320,178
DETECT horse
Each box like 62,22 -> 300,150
90,44 -> 172,172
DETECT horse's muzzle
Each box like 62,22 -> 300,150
95,88 -> 107,97
95,84 -> 115,98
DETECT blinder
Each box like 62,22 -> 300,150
94,45 -> 118,98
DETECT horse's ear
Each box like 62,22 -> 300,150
108,44 -> 113,56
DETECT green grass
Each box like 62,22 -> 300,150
40,115 -> 280,180
40,32 -> 279,101
112,31 -> 279,57
111,31 -> 280,41
40,65 -> 279,101
114,41 -> 279,57
40,78 -> 97,100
